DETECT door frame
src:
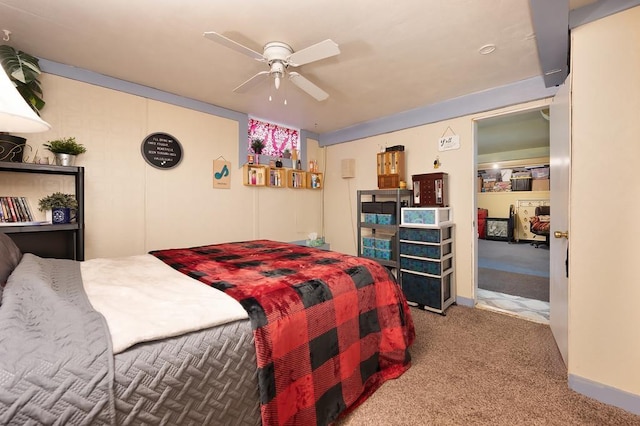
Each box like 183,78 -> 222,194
472,102 -> 553,314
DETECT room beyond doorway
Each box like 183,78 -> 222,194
475,106 -> 551,323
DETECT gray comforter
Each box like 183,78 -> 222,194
0,254 -> 115,425
0,254 -> 261,426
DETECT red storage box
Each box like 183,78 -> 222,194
478,208 -> 488,239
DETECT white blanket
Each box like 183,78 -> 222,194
81,254 -> 249,354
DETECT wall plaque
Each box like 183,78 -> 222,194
141,132 -> 183,169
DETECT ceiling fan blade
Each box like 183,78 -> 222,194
203,31 -> 265,61
233,71 -> 270,93
288,72 -> 329,101
287,39 -> 340,67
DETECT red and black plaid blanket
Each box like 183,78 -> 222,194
151,240 -> 415,426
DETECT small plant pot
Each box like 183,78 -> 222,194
54,153 -> 76,166
51,207 -> 73,224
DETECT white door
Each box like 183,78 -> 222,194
549,76 -> 571,366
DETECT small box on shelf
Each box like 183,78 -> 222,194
510,177 -> 532,191
376,213 -> 395,225
532,179 -> 550,191
531,167 -> 550,179
374,248 -> 392,260
364,213 -> 377,224
362,236 -> 375,248
374,235 -> 394,250
363,246 -> 376,258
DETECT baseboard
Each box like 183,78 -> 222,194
569,374 -> 640,416
455,295 -> 474,307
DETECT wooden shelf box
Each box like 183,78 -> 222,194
268,168 -> 286,188
243,164 -> 268,186
287,170 -> 307,188
307,172 -> 323,189
377,151 -> 405,189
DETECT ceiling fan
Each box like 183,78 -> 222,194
203,32 -> 340,101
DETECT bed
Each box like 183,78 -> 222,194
0,235 -> 415,425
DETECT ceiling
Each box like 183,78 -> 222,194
477,107 -> 550,156
0,0 -> 596,138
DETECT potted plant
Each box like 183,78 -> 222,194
0,45 -> 46,163
282,148 -> 291,159
43,137 -> 86,166
251,138 -> 265,155
38,192 -> 78,224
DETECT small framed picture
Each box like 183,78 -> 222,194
485,218 -> 510,241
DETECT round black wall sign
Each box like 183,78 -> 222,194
141,132 -> 183,169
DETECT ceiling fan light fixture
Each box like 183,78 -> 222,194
271,61 -> 285,90
204,32 -> 340,101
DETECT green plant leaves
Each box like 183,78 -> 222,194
0,44 -> 45,114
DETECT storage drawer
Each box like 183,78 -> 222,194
400,256 -> 452,275
399,241 -> 451,259
399,226 -> 451,243
401,207 -> 451,226
401,271 -> 452,311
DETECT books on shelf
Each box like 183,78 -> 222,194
0,196 -> 38,224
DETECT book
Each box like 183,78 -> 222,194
12,197 -> 26,221
21,197 -> 35,221
0,196 -> 36,223
16,197 -> 34,221
6,197 -> 17,222
0,198 -> 8,222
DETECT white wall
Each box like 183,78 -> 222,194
2,74 -> 324,259
569,6 -> 640,400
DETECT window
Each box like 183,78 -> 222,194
248,118 -> 298,157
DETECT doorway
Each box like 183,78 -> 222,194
474,107 -> 551,323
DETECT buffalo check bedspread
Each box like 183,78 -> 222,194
151,240 -> 415,425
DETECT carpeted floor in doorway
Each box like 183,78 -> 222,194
478,267 -> 549,302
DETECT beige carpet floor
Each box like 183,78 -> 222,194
337,305 -> 640,425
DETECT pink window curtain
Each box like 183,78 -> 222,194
248,118 -> 298,157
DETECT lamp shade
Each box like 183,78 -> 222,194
0,67 -> 50,133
